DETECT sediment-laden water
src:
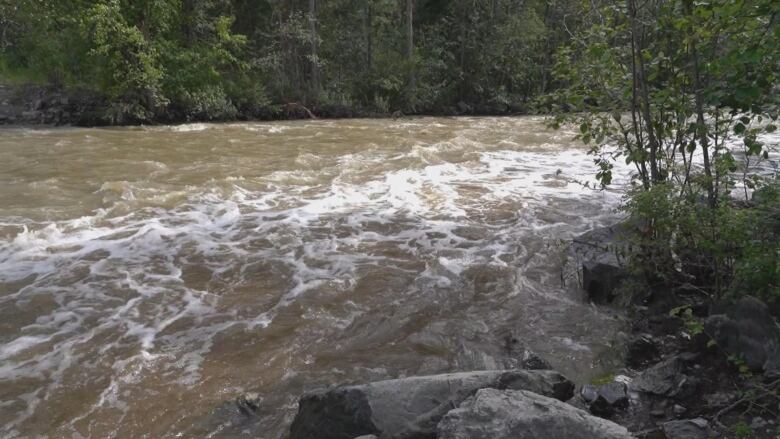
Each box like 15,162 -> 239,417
0,117 -> 631,438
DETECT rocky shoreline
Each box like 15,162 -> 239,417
0,84 -> 528,127
282,224 -> 780,439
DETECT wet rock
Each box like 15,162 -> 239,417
520,349 -> 553,370
289,369 -> 575,439
635,428 -> 665,439
705,296 -> 780,376
571,224 -> 632,304
436,388 -> 633,439
662,418 -> 712,439
593,382 -> 629,416
751,416 -> 768,430
234,392 -> 261,416
626,334 -> 660,368
582,261 -> 627,304
632,357 -> 687,397
580,382 -> 629,417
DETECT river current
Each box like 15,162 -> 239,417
0,117 -> 630,438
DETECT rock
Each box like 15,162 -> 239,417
626,334 -> 660,368
632,357 -> 687,397
673,404 -> 687,415
581,384 -> 599,403
635,428 -> 665,439
751,417 -> 767,430
581,382 -> 629,417
436,388 -> 633,439
570,224 -> 632,304
520,349 -> 553,370
705,296 -> 780,376
234,392 -> 261,416
289,369 -> 575,439
582,261 -> 627,304
662,418 -> 712,439
593,382 -> 629,416
354,436 -> 378,439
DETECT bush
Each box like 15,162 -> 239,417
621,180 -> 780,300
175,85 -> 238,121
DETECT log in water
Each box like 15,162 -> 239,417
0,117 -> 629,438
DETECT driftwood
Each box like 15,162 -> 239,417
283,102 -> 317,119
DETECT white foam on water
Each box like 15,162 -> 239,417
166,123 -> 210,132
0,117 -> 655,437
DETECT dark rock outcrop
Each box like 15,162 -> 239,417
662,418 -> 712,439
0,84 -> 108,126
289,369 -> 574,439
631,357 -> 688,397
580,381 -> 629,417
705,296 -> 780,377
436,388 -> 633,439
626,334 -> 660,368
570,224 -> 632,304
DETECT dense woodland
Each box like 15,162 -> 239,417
0,0 -> 593,121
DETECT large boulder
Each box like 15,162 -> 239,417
289,370 -> 574,439
580,381 -> 629,417
662,418 -> 712,439
436,388 -> 634,439
705,296 -> 780,377
570,224 -> 632,304
631,357 -> 689,397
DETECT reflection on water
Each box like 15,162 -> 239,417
0,117 -> 630,438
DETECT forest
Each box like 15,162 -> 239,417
0,0 -> 603,122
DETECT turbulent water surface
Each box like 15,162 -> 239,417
0,117 -> 631,438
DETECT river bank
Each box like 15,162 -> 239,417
0,84 -> 529,127
281,223 -> 780,438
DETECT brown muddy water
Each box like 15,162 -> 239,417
0,117 -> 632,438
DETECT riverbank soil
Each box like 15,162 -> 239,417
574,226 -> 780,439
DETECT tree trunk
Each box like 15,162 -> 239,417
687,9 -> 715,207
406,0 -> 415,96
628,0 -> 660,184
365,1 -> 373,72
308,0 -> 319,101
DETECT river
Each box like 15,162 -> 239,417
0,117 -> 629,438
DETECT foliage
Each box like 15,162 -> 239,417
549,0 -> 779,300
0,0 -> 596,119
731,421 -> 753,438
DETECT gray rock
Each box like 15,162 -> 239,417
705,296 -> 780,376
626,334 -> 660,368
354,436 -> 379,439
289,369 -> 574,439
520,349 -> 553,370
751,416 -> 767,430
437,388 -> 633,439
632,357 -> 687,397
570,224 -> 631,304
234,392 -> 261,417
582,382 -> 629,417
662,418 -> 712,439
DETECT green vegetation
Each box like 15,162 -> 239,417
549,0 -> 779,300
0,0 -> 589,122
